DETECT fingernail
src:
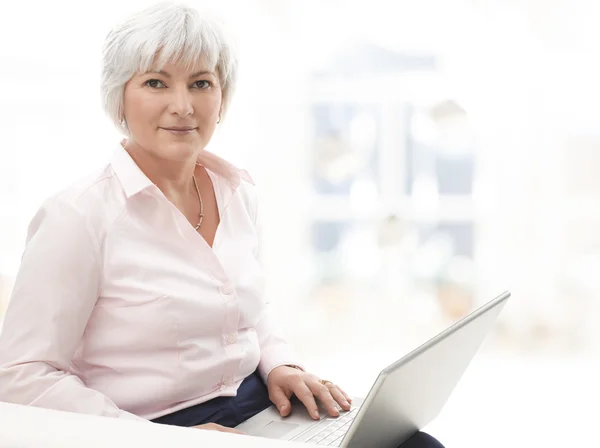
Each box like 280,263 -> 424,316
313,410 -> 320,419
343,400 -> 350,407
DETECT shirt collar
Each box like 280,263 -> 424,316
110,140 -> 254,200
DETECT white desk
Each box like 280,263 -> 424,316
0,402 -> 316,447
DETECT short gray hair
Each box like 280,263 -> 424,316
101,1 -> 238,135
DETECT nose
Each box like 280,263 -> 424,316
167,86 -> 194,117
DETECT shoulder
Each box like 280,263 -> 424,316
30,164 -> 124,239
54,164 -> 113,201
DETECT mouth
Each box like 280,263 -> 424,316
160,127 -> 198,134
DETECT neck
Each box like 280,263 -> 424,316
123,139 -> 197,202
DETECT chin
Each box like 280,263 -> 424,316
158,140 -> 201,161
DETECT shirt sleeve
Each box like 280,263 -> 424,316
252,198 -> 304,383
0,197 -> 147,422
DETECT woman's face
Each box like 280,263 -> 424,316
122,56 -> 222,161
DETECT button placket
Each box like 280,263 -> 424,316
220,280 -> 242,390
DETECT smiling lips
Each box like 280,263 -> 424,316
161,126 -> 197,134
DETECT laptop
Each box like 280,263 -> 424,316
236,291 -> 511,447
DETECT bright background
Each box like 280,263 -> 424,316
1,1 -> 599,446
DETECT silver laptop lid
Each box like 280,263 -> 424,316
342,291 -> 511,448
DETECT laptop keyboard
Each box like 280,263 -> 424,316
292,408 -> 358,446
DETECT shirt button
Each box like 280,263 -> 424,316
223,376 -> 234,386
220,284 -> 234,295
224,333 -> 237,345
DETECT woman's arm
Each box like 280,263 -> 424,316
0,196 -> 146,421
254,301 -> 303,382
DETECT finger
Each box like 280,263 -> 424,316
269,386 -> 292,417
310,382 -> 340,418
327,385 -> 351,411
294,382 -> 321,420
335,384 -> 353,404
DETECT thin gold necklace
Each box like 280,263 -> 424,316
191,174 -> 204,230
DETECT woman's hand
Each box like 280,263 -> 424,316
193,423 -> 245,435
267,366 -> 352,420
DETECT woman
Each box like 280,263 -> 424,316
0,2 -> 443,447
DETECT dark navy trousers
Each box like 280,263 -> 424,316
152,372 -> 444,448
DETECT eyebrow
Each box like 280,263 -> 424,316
146,69 -> 214,78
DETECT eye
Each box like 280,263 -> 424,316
145,79 -> 166,89
194,80 -> 212,89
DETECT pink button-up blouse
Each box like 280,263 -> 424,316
0,143 -> 300,421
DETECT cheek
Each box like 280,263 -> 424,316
195,94 -> 222,121
124,90 -> 160,124
131,97 -> 160,122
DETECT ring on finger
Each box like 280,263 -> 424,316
320,379 -> 334,387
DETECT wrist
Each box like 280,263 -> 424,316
268,364 -> 303,381
283,364 -> 303,371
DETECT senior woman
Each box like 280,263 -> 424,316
0,2 -> 443,447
